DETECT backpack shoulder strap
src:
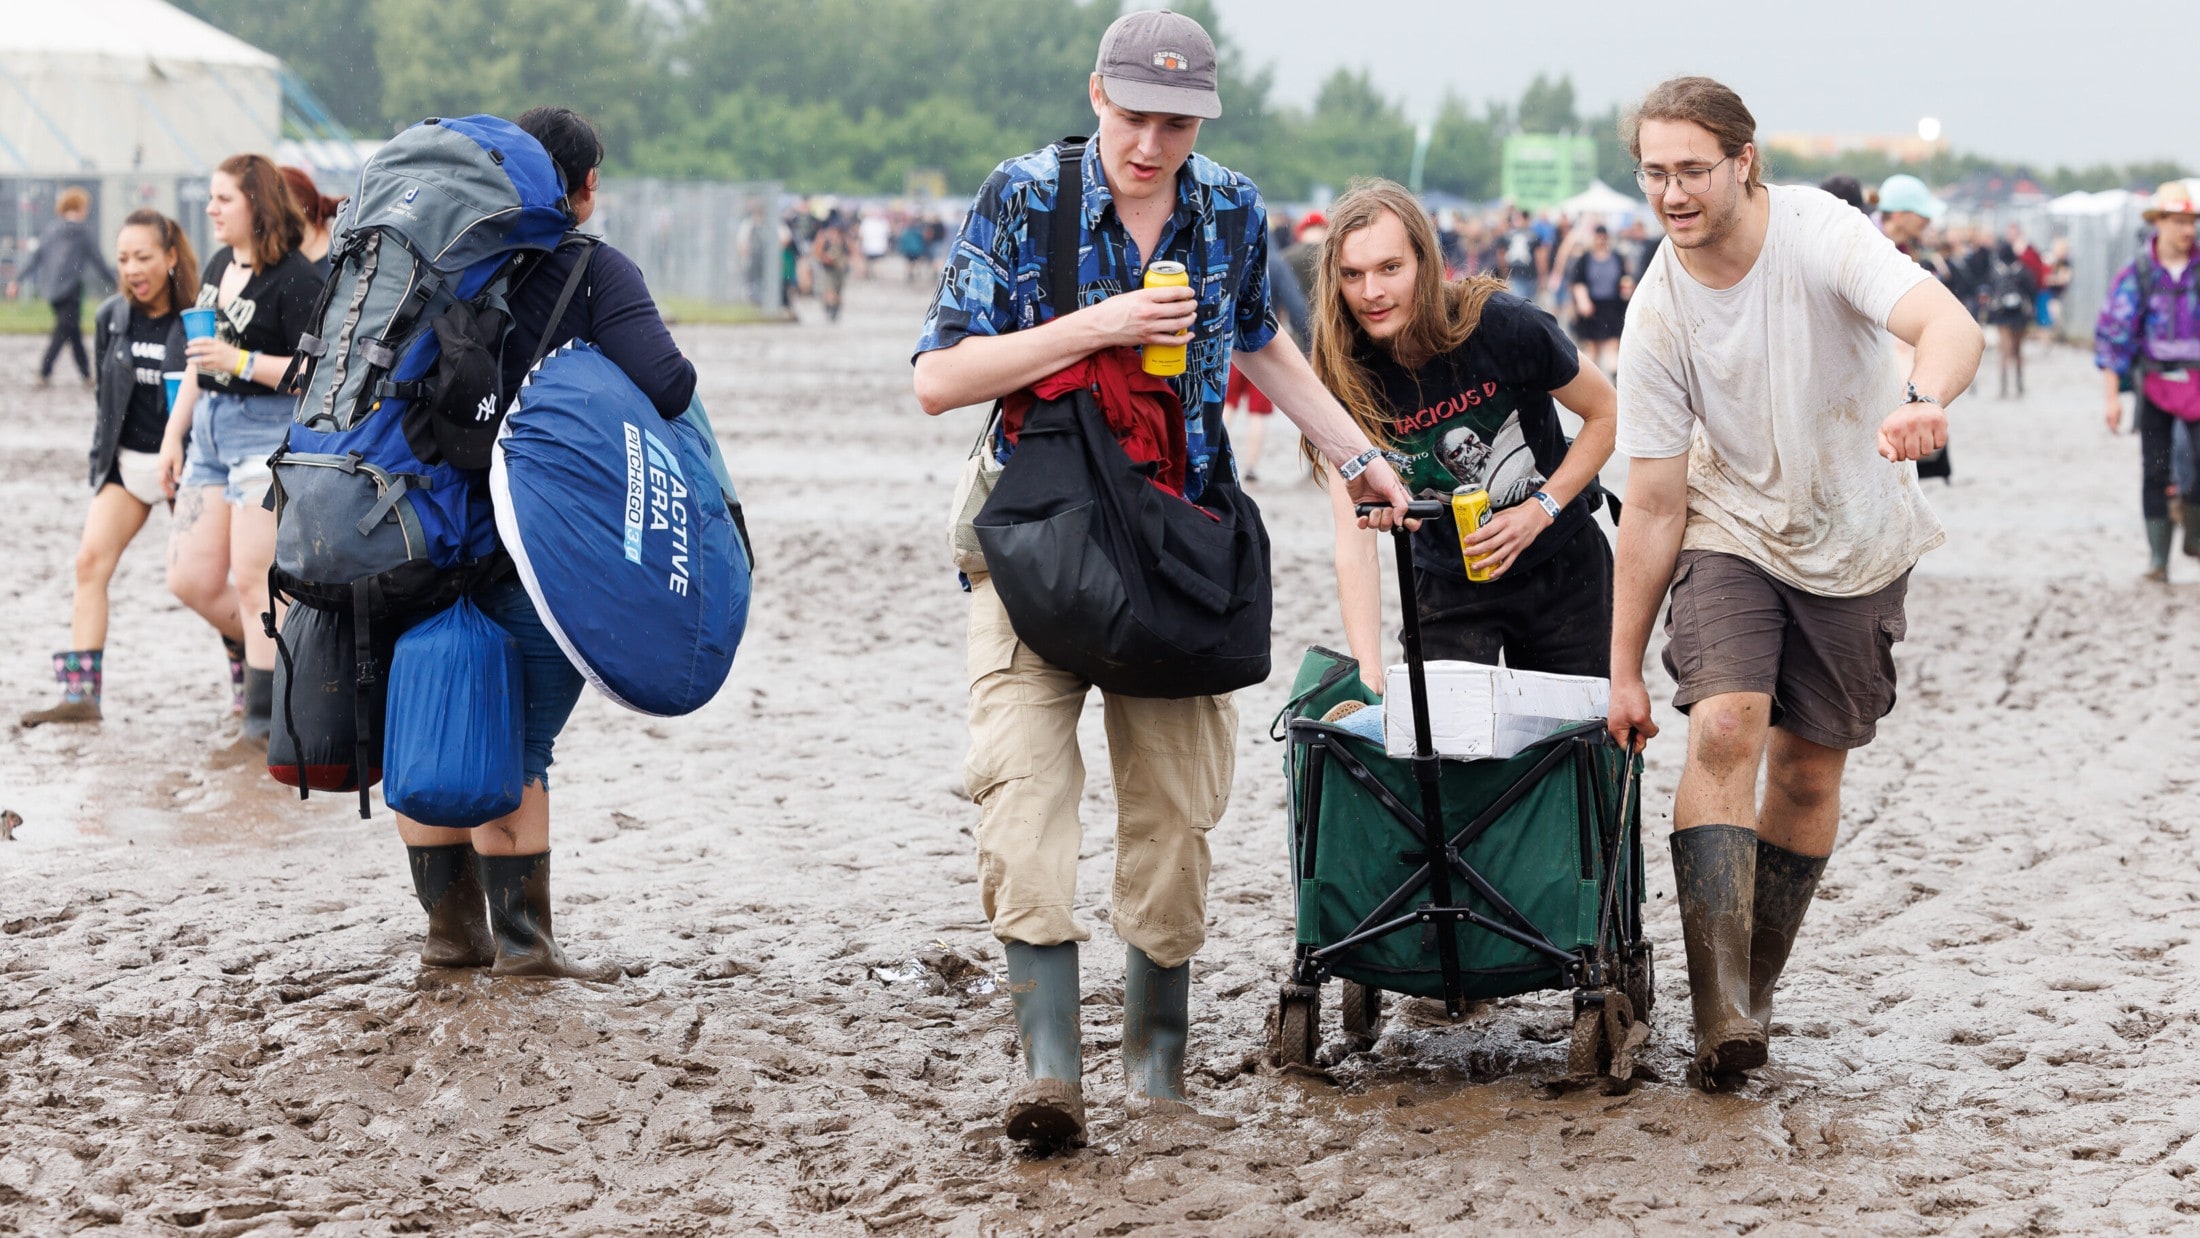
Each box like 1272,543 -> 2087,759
1047,137 -> 1086,318
520,236 -> 600,379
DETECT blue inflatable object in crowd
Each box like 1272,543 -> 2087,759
490,341 -> 751,717
383,597 -> 525,827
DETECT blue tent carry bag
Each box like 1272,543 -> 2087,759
383,598 -> 525,827
490,342 -> 752,717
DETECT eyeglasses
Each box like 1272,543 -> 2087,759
1634,157 -> 1731,196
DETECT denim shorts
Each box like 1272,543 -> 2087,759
474,577 -> 586,789
181,392 -> 293,506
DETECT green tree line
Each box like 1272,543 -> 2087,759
179,0 -> 2184,202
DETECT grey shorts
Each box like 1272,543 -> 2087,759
180,392 -> 292,506
1660,550 -> 1909,751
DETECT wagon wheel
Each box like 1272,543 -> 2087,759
1273,985 -> 1320,1068
1339,981 -> 1384,1051
1624,943 -> 1655,1020
1566,997 -> 1610,1080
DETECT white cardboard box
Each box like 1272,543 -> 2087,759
1384,660 -> 1610,761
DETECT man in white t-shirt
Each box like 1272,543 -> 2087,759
1606,77 -> 1982,1090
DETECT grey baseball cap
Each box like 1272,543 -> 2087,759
1095,9 -> 1221,120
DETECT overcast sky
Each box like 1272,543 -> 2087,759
1205,0 -> 2194,171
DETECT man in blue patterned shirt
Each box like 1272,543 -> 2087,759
913,9 -> 1408,1150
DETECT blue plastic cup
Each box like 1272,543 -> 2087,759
181,306 -> 218,341
163,371 -> 184,410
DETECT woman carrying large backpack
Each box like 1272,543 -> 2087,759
20,211 -> 211,726
394,106 -> 699,982
164,154 -> 324,745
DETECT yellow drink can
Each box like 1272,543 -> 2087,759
1451,487 -> 1496,582
1142,261 -> 1190,376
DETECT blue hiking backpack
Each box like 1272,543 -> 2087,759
268,114 -> 582,817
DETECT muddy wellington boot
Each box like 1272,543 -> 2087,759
474,852 -> 622,982
1002,942 -> 1086,1148
1748,838 -> 1829,1035
1122,945 -> 1190,1116
1670,825 -> 1768,1087
2146,519 -> 2173,582
21,650 -> 103,726
406,844 -> 495,968
241,667 -> 274,744
2182,504 -> 2200,559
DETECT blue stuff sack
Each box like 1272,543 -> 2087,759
490,341 -> 751,717
383,597 -> 525,827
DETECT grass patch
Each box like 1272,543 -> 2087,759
0,299 -> 97,335
658,299 -> 784,327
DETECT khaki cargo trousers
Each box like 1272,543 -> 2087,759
963,574 -> 1236,970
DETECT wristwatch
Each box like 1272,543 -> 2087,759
1902,382 -> 1939,407
1337,448 -> 1383,481
1528,490 -> 1562,520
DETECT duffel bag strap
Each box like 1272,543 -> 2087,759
352,579 -> 382,820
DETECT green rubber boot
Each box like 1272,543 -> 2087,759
1002,942 -> 1085,1148
1748,838 -> 1829,1034
2146,518 -> 2173,581
1671,825 -> 1769,1088
1123,945 -> 1190,1115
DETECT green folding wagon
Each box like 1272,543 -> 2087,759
1268,507 -> 1652,1076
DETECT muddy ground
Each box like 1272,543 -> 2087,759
3,277 -> 2198,1235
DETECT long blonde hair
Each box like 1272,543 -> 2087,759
1306,178 -> 1504,470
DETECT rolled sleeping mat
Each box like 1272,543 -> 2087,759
383,597 -> 525,828
490,341 -> 751,717
269,602 -> 383,792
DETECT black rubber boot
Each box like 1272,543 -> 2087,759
406,844 -> 495,968
1002,941 -> 1085,1148
474,852 -> 621,982
1670,825 -> 1768,1088
1123,945 -> 1190,1115
2182,504 -> 2200,559
241,666 -> 274,742
1748,838 -> 1829,1034
2147,518 -> 2173,581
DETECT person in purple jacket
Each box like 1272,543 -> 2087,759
391,105 -> 700,984
2097,179 -> 2200,580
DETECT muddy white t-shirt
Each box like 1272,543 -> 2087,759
1617,185 -> 1943,597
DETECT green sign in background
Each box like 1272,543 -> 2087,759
1502,135 -> 1598,211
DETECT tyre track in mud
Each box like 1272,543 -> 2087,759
4,286 -> 2198,1233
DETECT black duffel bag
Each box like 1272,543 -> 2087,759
975,385 -> 1273,699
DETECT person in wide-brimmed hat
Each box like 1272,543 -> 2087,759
2097,179 -> 2200,580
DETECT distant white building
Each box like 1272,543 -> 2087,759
0,0 -> 307,273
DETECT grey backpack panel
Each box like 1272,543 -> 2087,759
271,452 -> 430,588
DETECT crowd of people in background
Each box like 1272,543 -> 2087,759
774,197 -> 952,321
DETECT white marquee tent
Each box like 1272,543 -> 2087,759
0,0 -> 282,177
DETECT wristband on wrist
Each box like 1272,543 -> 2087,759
1337,447 -> 1382,482
1529,490 -> 1562,520
1902,381 -> 1939,407
232,349 -> 251,379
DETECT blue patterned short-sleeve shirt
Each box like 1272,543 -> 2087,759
914,141 -> 1278,501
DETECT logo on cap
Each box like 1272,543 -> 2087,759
1152,49 -> 1187,71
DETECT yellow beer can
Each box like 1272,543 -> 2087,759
1451,487 -> 1497,582
1142,261 -> 1190,376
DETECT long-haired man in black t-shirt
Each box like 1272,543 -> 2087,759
1307,178 -> 1620,697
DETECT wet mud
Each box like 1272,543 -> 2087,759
5,283 -> 2199,1233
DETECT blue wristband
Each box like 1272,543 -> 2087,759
1529,490 -> 1562,520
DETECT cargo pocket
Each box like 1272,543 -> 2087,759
1874,610 -> 1907,718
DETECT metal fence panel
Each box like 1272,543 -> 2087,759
589,178 -> 784,310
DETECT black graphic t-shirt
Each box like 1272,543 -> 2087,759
120,309 -> 182,452
196,247 -> 325,397
1358,292 -> 1587,578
